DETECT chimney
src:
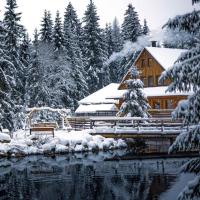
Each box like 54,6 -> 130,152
151,41 -> 157,47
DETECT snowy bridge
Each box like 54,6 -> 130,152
67,117 -> 187,139
67,117 -> 188,153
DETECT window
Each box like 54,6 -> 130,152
153,100 -> 161,109
156,75 -> 164,86
141,59 -> 145,68
148,76 -> 154,87
148,58 -> 153,67
166,100 -> 174,109
155,102 -> 161,109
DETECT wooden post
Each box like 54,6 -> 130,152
53,129 -> 54,138
161,120 -> 164,132
90,120 -> 93,129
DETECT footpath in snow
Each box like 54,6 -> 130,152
0,130 -> 127,157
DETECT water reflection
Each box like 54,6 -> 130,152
0,152 -> 194,200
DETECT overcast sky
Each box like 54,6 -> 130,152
0,0 -> 199,36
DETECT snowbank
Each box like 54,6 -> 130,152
0,130 -> 127,157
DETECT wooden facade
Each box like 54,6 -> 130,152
118,47 -> 189,111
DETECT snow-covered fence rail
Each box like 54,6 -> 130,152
89,117 -> 186,134
67,116 -> 187,135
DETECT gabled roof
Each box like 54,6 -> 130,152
79,83 -> 126,105
118,47 -> 187,89
144,47 -> 187,70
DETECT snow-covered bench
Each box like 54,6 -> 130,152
30,122 -> 58,137
30,127 -> 55,137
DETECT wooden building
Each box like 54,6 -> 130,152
76,47 -> 192,117
118,47 -> 192,114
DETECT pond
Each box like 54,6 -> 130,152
0,151 -> 195,200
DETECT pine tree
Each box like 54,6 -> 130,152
117,66 -> 149,117
26,45 -> 41,107
53,11 -> 64,51
0,21 -> 15,130
163,10 -> 200,49
142,19 -> 150,35
112,17 -> 123,52
33,29 -> 39,47
4,0 -> 25,105
160,1 -> 200,199
64,2 -> 88,109
40,10 -> 53,42
122,4 -> 142,42
19,33 -> 31,105
83,0 -> 106,92
104,23 -> 114,58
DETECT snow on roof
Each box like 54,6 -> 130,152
144,86 -> 193,97
79,83 -> 125,104
75,104 -> 117,113
107,86 -> 192,99
145,47 -> 187,70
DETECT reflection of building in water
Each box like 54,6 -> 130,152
0,157 -> 183,200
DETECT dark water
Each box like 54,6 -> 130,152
0,151 -> 195,200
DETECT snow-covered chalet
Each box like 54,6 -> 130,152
76,47 -> 192,117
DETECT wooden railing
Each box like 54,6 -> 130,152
67,116 -> 186,135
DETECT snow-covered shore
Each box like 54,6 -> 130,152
0,130 -> 127,157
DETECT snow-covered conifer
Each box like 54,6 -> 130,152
142,19 -> 150,35
0,21 -> 15,130
112,17 -> 123,52
19,33 -> 31,104
104,23 -> 114,58
122,4 -> 142,42
64,3 -> 88,108
4,0 -> 25,105
83,0 -> 106,92
53,11 -> 64,51
117,66 -> 149,117
40,10 -> 53,42
160,1 -> 200,199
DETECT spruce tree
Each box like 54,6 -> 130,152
104,23 -> 114,58
64,2 -> 85,53
26,44 -> 41,107
117,66 -> 149,117
160,1 -> 200,199
0,21 -> 15,130
112,17 -> 123,52
33,29 -> 39,47
64,2 -> 88,109
53,11 -> 64,51
19,33 -> 31,105
40,10 -> 53,42
4,0 -> 25,105
142,19 -> 150,35
83,0 -> 106,92
122,4 -> 142,42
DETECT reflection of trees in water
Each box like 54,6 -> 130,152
0,157 -> 183,200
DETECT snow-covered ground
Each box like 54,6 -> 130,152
0,130 -> 127,157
